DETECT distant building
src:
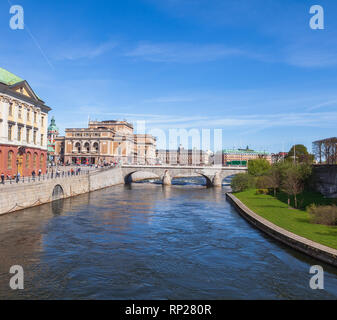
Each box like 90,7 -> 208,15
271,152 -> 288,164
134,134 -> 157,165
223,146 -> 271,166
0,67 -> 51,176
55,120 -> 156,165
156,146 -> 212,166
47,116 -> 59,162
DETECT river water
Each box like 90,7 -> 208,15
0,182 -> 337,299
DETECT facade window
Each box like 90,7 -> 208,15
41,134 -> 44,146
8,124 -> 12,141
34,112 -> 37,123
33,131 -> 37,144
26,152 -> 31,169
18,126 -> 22,141
40,154 -> 44,168
33,153 -> 37,168
26,128 -> 30,143
18,107 -> 22,119
93,142 -> 99,152
9,103 -> 13,116
75,142 -> 81,153
41,116 -> 44,127
7,151 -> 13,169
27,110 -> 30,121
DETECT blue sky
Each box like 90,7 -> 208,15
1,0 -> 337,152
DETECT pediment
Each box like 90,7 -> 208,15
9,80 -> 43,102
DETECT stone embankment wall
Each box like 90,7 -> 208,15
226,193 -> 337,267
311,165 -> 337,198
0,168 -> 124,215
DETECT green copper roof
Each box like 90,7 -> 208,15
0,67 -> 24,85
48,116 -> 59,132
223,149 -> 270,155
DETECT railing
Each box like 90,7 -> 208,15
0,164 -> 121,187
0,169 -> 89,186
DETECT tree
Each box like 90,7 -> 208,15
313,137 -> 337,164
265,166 -> 281,197
231,173 -> 253,192
281,167 -> 303,208
285,144 -> 314,164
248,159 -> 271,177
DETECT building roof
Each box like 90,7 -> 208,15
0,67 -> 24,85
0,67 -> 46,103
48,116 -> 59,132
223,149 -> 270,155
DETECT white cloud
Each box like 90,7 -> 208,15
81,110 -> 337,131
125,42 -> 244,63
54,41 -> 118,61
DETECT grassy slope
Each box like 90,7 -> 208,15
235,189 -> 337,250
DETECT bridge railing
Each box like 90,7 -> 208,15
0,169 -> 89,187
121,164 -> 247,169
0,164 -> 122,188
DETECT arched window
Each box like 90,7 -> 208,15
75,142 -> 81,153
84,142 -> 90,153
7,151 -> 13,169
93,142 -> 99,152
33,153 -> 37,168
40,154 -> 44,169
26,152 -> 31,169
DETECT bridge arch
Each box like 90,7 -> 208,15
121,165 -> 247,188
124,171 -> 161,184
124,170 -> 213,187
52,184 -> 64,201
171,173 -> 213,187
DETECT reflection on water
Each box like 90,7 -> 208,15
0,183 -> 337,300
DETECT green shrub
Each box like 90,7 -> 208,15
256,176 -> 270,189
248,159 -> 271,177
231,173 -> 254,192
307,204 -> 337,226
256,189 -> 269,195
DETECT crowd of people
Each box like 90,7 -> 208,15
0,161 -> 120,184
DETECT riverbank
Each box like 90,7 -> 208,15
226,191 -> 337,267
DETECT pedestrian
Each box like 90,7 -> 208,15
32,170 -> 36,180
1,173 -> 4,184
16,172 -> 20,183
38,169 -> 42,177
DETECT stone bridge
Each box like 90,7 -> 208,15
121,165 -> 247,187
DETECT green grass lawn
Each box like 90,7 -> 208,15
234,189 -> 337,250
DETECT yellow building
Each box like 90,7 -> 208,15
55,120 -> 156,165
0,67 -> 51,176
